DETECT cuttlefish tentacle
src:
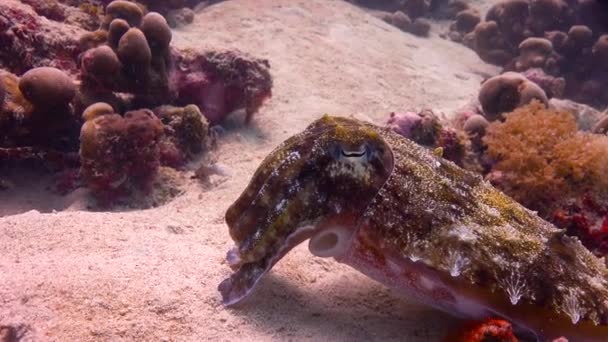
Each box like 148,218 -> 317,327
219,115 -> 608,341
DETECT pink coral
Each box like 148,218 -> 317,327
169,49 -> 272,125
387,109 -> 465,165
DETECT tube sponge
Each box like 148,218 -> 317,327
117,28 -> 152,67
81,46 -> 122,87
141,12 -> 172,53
108,18 -> 130,49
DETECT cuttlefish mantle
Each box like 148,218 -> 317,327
218,115 -> 608,341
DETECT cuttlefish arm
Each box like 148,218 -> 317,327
219,115 -> 608,341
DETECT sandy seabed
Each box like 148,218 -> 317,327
0,0 -> 498,340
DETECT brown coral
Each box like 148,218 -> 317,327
485,0 -> 531,45
408,17 -> 431,37
514,37 -> 556,72
451,9 -> 480,34
18,67 -> 75,108
483,100 -> 608,214
102,0 -> 144,28
478,72 -> 548,121
469,21 -> 513,65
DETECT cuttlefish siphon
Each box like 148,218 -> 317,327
219,115 -> 608,341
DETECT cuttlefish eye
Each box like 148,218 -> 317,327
338,143 -> 369,159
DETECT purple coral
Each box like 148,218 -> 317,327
522,68 -> 565,99
169,49 -> 273,125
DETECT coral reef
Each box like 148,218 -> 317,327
522,68 -> 565,98
1,0 -> 272,206
386,109 -> 466,165
378,10 -> 430,37
482,101 -> 608,255
549,97 -> 604,131
460,0 -> 608,108
80,2 -> 272,125
357,0 -> 487,39
100,0 -> 213,27
553,194 -> 608,258
78,101 -> 206,204
592,114 -> 608,134
483,101 -> 608,210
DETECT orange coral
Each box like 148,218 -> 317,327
483,100 -> 608,214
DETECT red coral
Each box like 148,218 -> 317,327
444,318 -> 517,342
552,194 -> 608,257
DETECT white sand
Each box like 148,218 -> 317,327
0,0 -> 498,340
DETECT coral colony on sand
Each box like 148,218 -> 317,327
0,0 -> 272,206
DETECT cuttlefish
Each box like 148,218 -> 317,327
219,115 -> 608,341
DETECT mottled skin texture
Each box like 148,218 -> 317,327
219,116 -> 608,341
